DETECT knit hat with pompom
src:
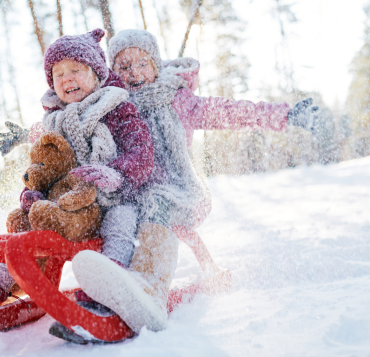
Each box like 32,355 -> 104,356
44,28 -> 109,89
108,29 -> 162,72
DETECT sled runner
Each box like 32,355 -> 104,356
0,228 -> 231,341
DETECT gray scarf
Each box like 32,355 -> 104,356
42,86 -> 129,206
130,68 -> 211,229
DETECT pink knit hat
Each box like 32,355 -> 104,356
44,28 -> 109,90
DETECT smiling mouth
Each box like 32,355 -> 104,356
129,82 -> 145,88
65,87 -> 80,94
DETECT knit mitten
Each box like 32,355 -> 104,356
287,98 -> 319,133
0,121 -> 29,156
20,190 -> 45,212
70,164 -> 123,191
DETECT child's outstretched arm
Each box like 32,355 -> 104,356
173,88 -> 319,148
173,87 -> 290,132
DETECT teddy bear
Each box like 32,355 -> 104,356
6,131 -> 101,242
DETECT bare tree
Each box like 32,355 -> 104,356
178,0 -> 202,57
99,0 -> 114,44
56,0 -> 63,36
192,0 -> 249,99
78,0 -> 114,45
152,0 -> 171,57
27,0 -> 46,55
79,0 -> 89,31
0,61 -> 9,122
1,2 -> 24,125
271,0 -> 297,94
138,0 -> 147,30
0,1 -> 9,122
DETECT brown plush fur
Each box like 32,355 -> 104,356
6,132 -> 101,242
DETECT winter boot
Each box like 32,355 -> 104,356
74,290 -> 116,315
72,222 -> 179,334
49,321 -> 122,345
49,290 -> 117,344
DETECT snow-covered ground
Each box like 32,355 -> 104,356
1,157 -> 370,356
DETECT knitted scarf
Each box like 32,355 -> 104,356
42,86 -> 129,206
130,67 -> 211,229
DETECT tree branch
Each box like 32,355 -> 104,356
138,0 -> 147,30
178,0 -> 202,58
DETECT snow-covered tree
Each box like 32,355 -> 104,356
347,3 -> 370,133
152,0 -> 171,58
0,0 -> 23,124
80,0 -> 114,44
180,0 -> 249,99
270,0 -> 297,95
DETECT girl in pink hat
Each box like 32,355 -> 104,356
0,29 -> 155,337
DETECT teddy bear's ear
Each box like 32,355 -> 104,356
40,132 -> 70,152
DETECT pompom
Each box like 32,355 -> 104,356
90,28 -> 105,43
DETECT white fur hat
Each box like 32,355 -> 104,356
108,29 -> 162,71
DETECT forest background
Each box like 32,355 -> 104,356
1,0 -> 370,211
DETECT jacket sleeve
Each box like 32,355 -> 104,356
173,87 -> 289,132
106,102 -> 154,191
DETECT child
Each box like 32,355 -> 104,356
69,29 -> 319,338
0,29 -> 154,316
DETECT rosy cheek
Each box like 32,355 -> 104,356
75,73 -> 86,82
53,77 -> 61,86
53,79 -> 64,95
76,74 -> 92,90
144,70 -> 155,83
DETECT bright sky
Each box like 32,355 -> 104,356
239,0 -> 368,107
0,0 -> 367,128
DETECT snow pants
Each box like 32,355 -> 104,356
101,195 -> 171,267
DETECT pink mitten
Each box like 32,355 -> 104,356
21,190 -> 45,212
29,122 -> 45,145
70,164 -> 123,192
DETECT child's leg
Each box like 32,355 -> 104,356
100,204 -> 139,268
72,195 -> 178,334
50,204 -> 138,343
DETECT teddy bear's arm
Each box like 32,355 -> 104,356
57,174 -> 97,212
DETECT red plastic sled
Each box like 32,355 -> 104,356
0,228 -> 231,341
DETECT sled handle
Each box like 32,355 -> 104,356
172,227 -> 220,273
5,231 -> 134,342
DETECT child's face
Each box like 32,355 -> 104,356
113,48 -> 157,92
52,59 -> 98,103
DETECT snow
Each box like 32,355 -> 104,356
1,157 -> 370,356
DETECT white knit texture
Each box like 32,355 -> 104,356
108,29 -> 162,71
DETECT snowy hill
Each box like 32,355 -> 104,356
1,157 -> 370,356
